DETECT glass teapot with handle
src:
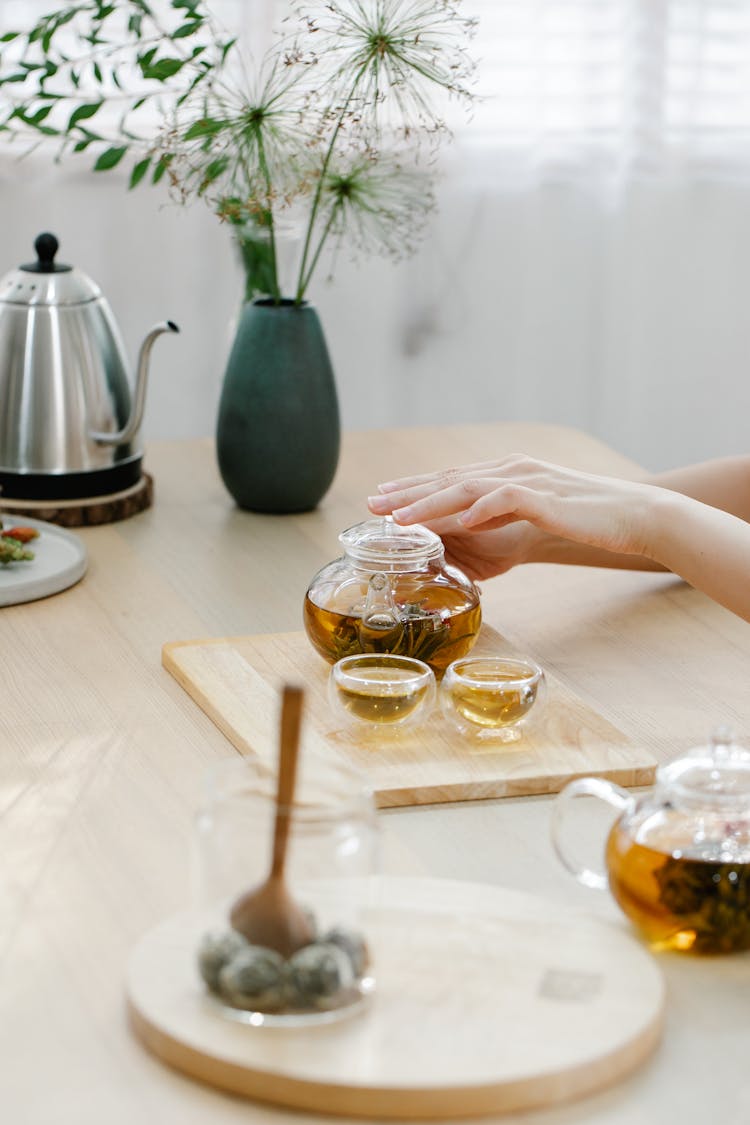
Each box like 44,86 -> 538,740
552,728 -> 750,954
303,517 -> 482,674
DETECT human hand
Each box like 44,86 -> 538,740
430,520 -> 546,582
368,456 -> 662,580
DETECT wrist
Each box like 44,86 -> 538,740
525,529 -> 567,564
639,487 -> 693,565
517,524 -> 550,567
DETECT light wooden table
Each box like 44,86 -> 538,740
2,424 -> 749,1125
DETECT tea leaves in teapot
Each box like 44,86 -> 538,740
607,823 -> 750,955
655,857 -> 750,955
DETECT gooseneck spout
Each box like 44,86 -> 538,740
91,320 -> 179,446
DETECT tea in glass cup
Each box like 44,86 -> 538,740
441,656 -> 545,742
329,653 -> 436,733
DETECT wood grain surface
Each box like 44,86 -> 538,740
162,628 -> 656,808
3,426 -> 750,1125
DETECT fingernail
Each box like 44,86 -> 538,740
378,481 -> 398,493
368,495 -> 387,511
459,511 -> 472,525
392,507 -> 412,523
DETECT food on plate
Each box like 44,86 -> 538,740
2,526 -> 39,543
0,520 -> 38,564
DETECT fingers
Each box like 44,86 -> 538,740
413,514 -> 471,536
376,456 -> 534,495
392,478 -> 504,525
370,457 -> 556,523
375,477 -> 539,531
370,477 -> 510,523
368,478 -> 453,515
376,461 -> 499,493
462,484 -> 549,530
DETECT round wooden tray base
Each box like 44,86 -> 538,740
1,473 -> 153,527
126,877 -> 665,1120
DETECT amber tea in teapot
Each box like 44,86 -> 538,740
304,519 -> 481,674
606,824 -> 750,954
553,730 -> 750,955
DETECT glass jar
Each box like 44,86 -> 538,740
303,517 -> 482,674
552,728 -> 750,954
193,754 -> 379,1025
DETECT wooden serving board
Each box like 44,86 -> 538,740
162,628 -> 655,808
127,876 -> 665,1119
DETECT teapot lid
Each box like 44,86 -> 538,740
657,727 -> 750,812
339,517 -> 443,567
0,233 -> 102,306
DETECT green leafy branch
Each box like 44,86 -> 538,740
0,0 -> 236,184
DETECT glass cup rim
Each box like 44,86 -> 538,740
444,655 -> 544,689
332,652 -> 436,692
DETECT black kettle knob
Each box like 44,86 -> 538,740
35,232 -> 59,269
22,232 -> 71,274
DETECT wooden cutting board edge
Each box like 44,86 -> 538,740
161,632 -> 656,809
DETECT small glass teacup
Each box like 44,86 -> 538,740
329,653 -> 436,734
440,656 -> 545,742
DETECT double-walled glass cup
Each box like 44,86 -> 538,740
193,754 -> 379,1025
329,653 -> 436,734
441,656 -> 545,742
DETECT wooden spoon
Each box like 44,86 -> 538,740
229,684 -> 316,958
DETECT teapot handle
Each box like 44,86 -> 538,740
551,778 -> 635,891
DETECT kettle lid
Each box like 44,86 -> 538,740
0,232 -> 102,306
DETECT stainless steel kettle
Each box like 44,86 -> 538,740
0,232 -> 178,500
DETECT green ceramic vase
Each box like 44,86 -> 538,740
216,299 -> 340,513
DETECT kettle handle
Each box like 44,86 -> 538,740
91,320 -> 179,446
551,777 -> 634,891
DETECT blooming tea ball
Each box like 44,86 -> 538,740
197,930 -> 249,992
218,945 -> 286,1011
322,926 -> 370,977
287,941 -> 355,1005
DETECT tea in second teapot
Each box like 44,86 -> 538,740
552,728 -> 750,954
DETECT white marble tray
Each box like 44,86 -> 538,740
0,517 -> 87,606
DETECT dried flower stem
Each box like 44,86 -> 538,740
294,63 -> 369,303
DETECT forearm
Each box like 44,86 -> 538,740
535,488 -> 750,618
534,455 -> 750,572
647,455 -> 750,520
644,490 -> 750,621
532,537 -> 668,571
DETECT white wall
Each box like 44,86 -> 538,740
3,151 -> 750,473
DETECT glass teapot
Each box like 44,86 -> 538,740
303,517 -> 481,674
552,728 -> 750,954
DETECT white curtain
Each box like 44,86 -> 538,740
2,1 -> 750,470
389,0 -> 750,469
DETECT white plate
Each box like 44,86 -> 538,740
0,516 -> 87,607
